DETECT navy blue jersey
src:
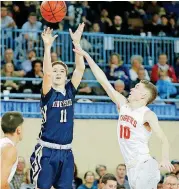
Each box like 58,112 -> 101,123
39,80 -> 76,145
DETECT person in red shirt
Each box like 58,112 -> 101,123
151,54 -> 177,83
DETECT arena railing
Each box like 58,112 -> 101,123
1,77 -> 179,102
1,29 -> 179,69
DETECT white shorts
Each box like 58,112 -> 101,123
127,158 -> 161,189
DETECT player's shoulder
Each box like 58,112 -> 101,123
1,144 -> 17,162
144,109 -> 158,121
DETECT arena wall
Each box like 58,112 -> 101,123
1,119 -> 179,177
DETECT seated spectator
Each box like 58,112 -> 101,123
157,181 -> 163,189
171,160 -> 179,174
158,15 -> 171,36
11,156 -> 26,189
20,168 -> 35,189
91,23 -> 101,33
1,62 -> 24,93
162,174 -> 178,189
1,6 -> 17,29
77,171 -> 97,189
114,80 -> 128,98
98,9 -> 112,33
174,57 -> 179,83
51,52 -> 59,62
131,67 -> 147,87
23,60 -> 43,94
129,55 -> 150,81
101,173 -> 117,189
105,53 -> 130,89
169,17 -> 179,37
73,163 -> 83,189
1,48 -> 14,68
151,53 -> 177,83
21,12 -> 42,49
156,71 -> 177,99
144,2 -> 161,16
116,164 -> 130,189
93,164 -> 107,186
145,13 -> 161,36
20,49 -> 36,73
107,15 -> 128,35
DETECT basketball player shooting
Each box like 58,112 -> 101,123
73,47 -> 175,189
0,112 -> 24,189
30,23 -> 85,189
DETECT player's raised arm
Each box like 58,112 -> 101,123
0,145 -> 17,189
41,27 -> 58,95
73,48 -> 127,107
69,23 -> 85,89
144,111 -> 175,172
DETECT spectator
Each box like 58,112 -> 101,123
158,15 -> 171,36
163,175 -> 178,189
105,53 -> 130,89
1,62 -> 24,93
107,15 -> 128,35
21,49 -> 36,73
21,12 -> 42,48
1,6 -> 17,29
157,181 -> 163,189
91,23 -> 101,33
77,171 -> 97,189
51,52 -> 59,62
12,2 -> 28,29
131,67 -> 147,87
171,160 -> 179,174
116,164 -> 130,189
174,57 -> 179,82
114,80 -> 128,98
169,17 -> 179,37
96,165 -> 107,178
101,173 -> 117,189
20,168 -> 35,189
11,156 -> 26,189
129,55 -> 150,81
1,48 -> 14,68
144,2 -> 161,16
145,13 -> 161,36
23,59 -> 43,94
98,9 -> 112,33
151,54 -> 177,83
156,71 -> 177,99
73,163 -> 83,189
128,1 -> 146,19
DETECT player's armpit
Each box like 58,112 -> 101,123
0,145 -> 17,189
42,73 -> 52,95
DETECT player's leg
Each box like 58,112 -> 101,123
135,158 -> 160,189
53,149 -> 74,189
30,144 -> 57,189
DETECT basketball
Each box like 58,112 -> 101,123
40,1 -> 67,23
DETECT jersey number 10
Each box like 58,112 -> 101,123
120,125 -> 130,139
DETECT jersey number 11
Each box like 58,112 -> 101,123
60,109 -> 67,123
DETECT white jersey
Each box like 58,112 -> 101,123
117,104 -> 152,168
0,137 -> 18,183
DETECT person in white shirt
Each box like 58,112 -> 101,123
0,111 -> 24,189
73,46 -> 174,189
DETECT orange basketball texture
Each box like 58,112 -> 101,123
40,1 -> 67,23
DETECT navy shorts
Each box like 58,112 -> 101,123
30,144 -> 74,189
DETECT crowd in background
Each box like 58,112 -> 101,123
9,156 -> 179,189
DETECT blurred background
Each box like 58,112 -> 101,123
1,1 -> 179,189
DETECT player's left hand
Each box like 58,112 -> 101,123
69,22 -> 85,44
159,160 -> 175,172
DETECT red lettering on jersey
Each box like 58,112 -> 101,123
120,115 -> 137,128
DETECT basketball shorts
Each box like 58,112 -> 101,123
127,158 -> 161,189
30,143 -> 74,189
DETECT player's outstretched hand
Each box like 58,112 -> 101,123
69,22 -> 85,44
159,160 -> 175,172
41,27 -> 58,47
